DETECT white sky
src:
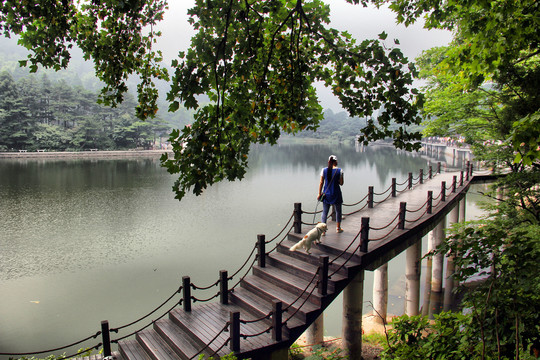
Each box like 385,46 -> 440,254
154,1 -> 452,111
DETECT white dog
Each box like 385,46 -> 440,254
290,223 -> 327,254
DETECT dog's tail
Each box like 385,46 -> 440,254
290,241 -> 302,252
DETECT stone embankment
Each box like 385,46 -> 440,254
0,150 -> 172,159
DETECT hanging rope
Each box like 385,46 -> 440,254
0,332 -> 102,356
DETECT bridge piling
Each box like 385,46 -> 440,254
443,206 -> 460,311
342,270 -> 365,360
429,218 -> 446,318
373,263 -> 388,324
405,240 -> 421,316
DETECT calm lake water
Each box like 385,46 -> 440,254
0,142 -> 487,358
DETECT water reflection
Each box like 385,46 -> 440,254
0,143 -> 475,357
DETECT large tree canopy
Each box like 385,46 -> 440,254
0,0 -> 424,200
374,0 -> 540,167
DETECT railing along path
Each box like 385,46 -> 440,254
1,161 -> 487,360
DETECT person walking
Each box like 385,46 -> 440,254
317,154 -> 344,233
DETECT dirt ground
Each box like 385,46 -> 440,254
293,314 -> 392,359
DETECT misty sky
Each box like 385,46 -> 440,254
154,1 -> 453,112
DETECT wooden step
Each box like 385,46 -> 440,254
228,286 -> 305,337
239,274 -> 320,323
119,340 -> 151,360
279,238 -> 363,278
252,265 -> 325,306
169,303 -> 277,357
153,318 -> 210,360
136,329 -> 182,360
266,252 -> 349,292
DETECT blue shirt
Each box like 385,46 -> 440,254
320,167 -> 343,205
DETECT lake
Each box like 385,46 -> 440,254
0,142 -> 487,358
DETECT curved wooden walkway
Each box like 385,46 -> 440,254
84,169 -> 473,360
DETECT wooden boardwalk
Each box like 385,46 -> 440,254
82,170 -> 472,360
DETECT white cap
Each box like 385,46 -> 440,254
329,155 -> 338,162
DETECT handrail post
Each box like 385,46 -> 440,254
101,320 -> 111,357
368,186 -> 374,208
427,191 -> 433,214
220,270 -> 228,305
398,202 -> 407,230
318,255 -> 329,296
293,203 -> 302,234
360,217 -> 370,253
230,311 -> 240,352
183,276 -> 191,312
408,172 -> 413,189
452,176 -> 457,193
437,162 -> 441,174
470,163 -> 474,176
419,169 -> 424,184
391,178 -> 397,197
272,300 -> 283,341
441,181 -> 446,202
460,171 -> 464,186
466,161 -> 470,180
257,234 -> 266,268
429,166 -> 433,179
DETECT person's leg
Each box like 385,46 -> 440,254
336,203 -> 343,232
321,202 -> 330,224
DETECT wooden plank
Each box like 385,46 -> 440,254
136,329 -> 182,360
119,339 -> 152,360
154,318 -> 209,360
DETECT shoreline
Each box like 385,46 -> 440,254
0,149 -> 172,159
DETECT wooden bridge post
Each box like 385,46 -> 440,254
398,202 -> 407,230
342,270 -> 365,360
437,162 -> 441,174
429,166 -> 433,179
368,186 -> 374,208
408,172 -> 413,189
405,240 -> 421,316
230,311 -> 240,352
183,276 -> 191,312
272,300 -> 283,342
441,181 -> 446,202
373,263 -> 388,324
465,162 -> 470,180
427,191 -> 433,214
220,270 -> 229,305
460,171 -> 464,186
257,234 -> 266,268
293,203 -> 302,234
360,217 -> 370,253
452,176 -> 457,193
391,178 -> 397,197
101,320 -> 112,357
444,206 -> 460,311
318,255 -> 329,296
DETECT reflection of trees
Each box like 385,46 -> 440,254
247,143 -> 438,186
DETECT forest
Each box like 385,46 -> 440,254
0,36 -> 396,152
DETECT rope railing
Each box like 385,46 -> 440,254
240,324 -> 273,339
191,279 -> 220,291
369,221 -> 402,242
373,190 -> 393,205
110,286 -> 183,332
192,291 -> 221,303
230,257 -> 258,291
405,207 -> 430,224
343,202 -> 368,216
188,322 -> 230,360
369,212 -> 400,231
111,301 -> 178,344
265,225 -> 295,254
343,193 -> 369,207
264,212 -> 295,244
373,183 -> 392,196
0,332 -> 103,357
